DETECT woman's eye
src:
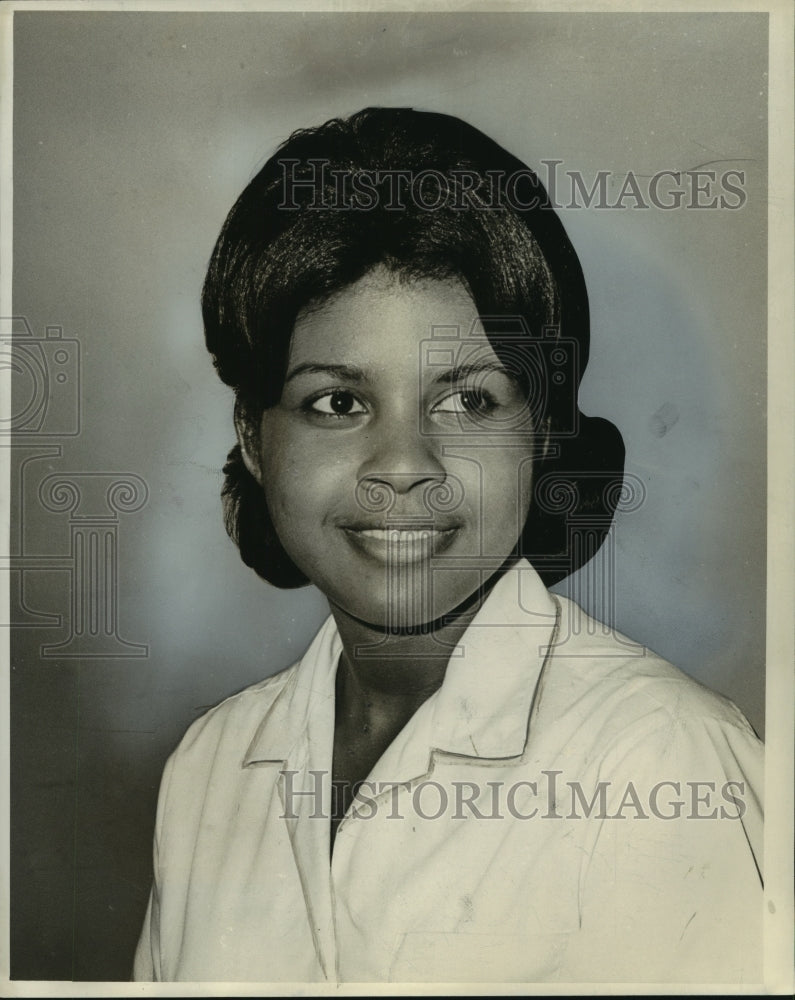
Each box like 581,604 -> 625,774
433,389 -> 496,416
305,390 -> 366,417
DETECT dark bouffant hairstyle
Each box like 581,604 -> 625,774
202,107 -> 625,588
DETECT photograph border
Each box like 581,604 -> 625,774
1,0 -> 792,995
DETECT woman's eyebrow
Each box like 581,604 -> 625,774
432,361 -> 509,384
284,362 -> 367,384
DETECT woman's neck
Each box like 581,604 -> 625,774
327,570 -> 508,851
331,588 -> 482,693
328,565 -> 510,714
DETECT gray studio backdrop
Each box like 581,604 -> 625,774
10,10 -> 767,981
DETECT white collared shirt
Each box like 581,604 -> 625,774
133,561 -> 763,984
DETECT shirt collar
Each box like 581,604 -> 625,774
426,560 -> 559,760
242,559 -> 558,768
242,615 -> 342,767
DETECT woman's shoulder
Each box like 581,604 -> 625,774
537,595 -> 763,848
545,593 -> 762,749
146,659 -> 306,838
171,659 -> 301,764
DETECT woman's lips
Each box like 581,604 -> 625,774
341,525 -> 460,562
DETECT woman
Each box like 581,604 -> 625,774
133,108 -> 763,984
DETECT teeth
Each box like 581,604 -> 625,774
356,528 -> 448,541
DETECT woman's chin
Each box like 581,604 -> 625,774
328,565 -> 503,636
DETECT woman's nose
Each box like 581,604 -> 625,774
356,413 -> 446,498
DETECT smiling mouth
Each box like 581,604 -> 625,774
341,525 -> 460,562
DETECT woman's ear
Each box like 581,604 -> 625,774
234,399 -> 264,485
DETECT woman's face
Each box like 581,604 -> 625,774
243,267 -> 538,629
